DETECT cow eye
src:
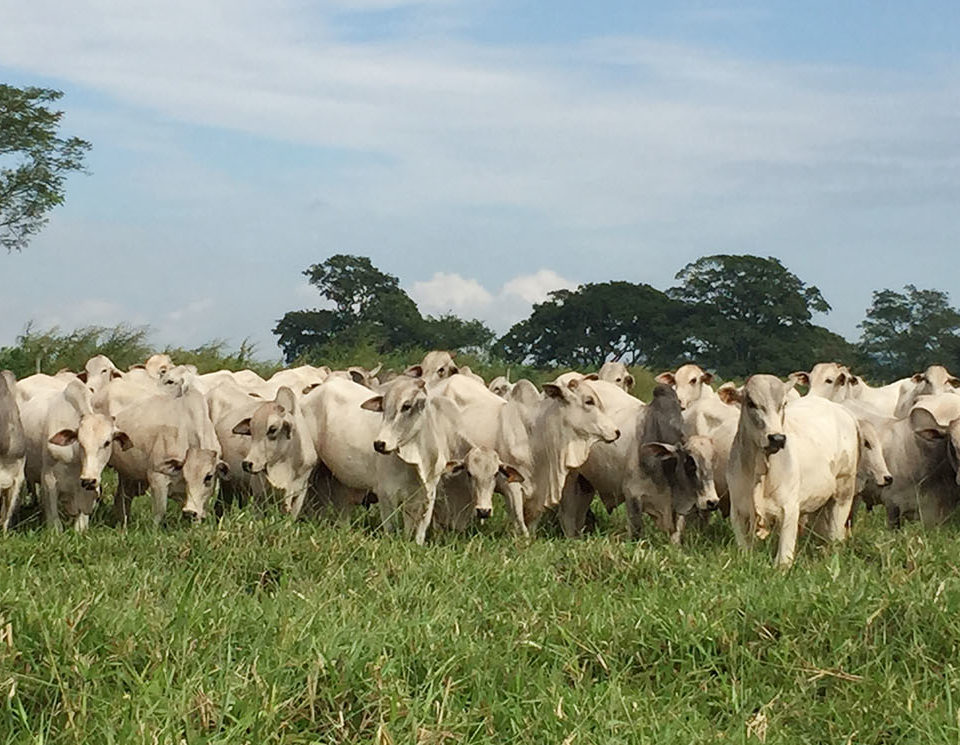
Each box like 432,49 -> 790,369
864,441 -> 873,450
689,378 -> 697,385
584,397 -> 596,406
204,474 -> 213,484
401,402 -> 412,412
825,378 -> 833,384
102,441 -> 110,449
746,398 -> 757,410
267,426 -> 278,436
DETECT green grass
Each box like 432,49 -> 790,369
2,501 -> 960,744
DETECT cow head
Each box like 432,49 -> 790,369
599,361 -> 635,392
50,382 -> 132,504
443,447 -> 524,520
488,376 -> 513,398
542,377 -> 620,449
404,351 -> 459,387
912,365 -> 960,397
77,354 -> 123,394
656,364 -> 714,410
640,436 -> 719,516
233,387 -> 298,475
145,353 -> 174,379
159,364 -> 198,396
739,375 -> 795,456
856,420 -> 893,488
794,362 -> 848,401
362,377 -> 428,455
177,448 -> 229,521
911,407 -> 960,486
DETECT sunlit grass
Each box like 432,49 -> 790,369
1,498 -> 959,744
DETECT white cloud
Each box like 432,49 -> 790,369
411,272 -> 493,313
502,269 -> 577,305
166,298 -> 214,324
408,269 -> 577,331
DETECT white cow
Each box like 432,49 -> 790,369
231,387 -> 318,519
359,377 -> 477,543
0,371 -> 26,532
434,446 -> 523,532
844,395 -> 960,527
727,375 -> 860,566
656,364 -> 715,409
111,388 -> 224,524
21,379 -> 132,531
488,375 -> 513,399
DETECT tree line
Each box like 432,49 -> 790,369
275,254 -> 960,382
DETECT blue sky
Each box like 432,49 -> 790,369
1,1 -> 958,360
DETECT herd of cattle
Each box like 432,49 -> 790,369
1,351 -> 959,565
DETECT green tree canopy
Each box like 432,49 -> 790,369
274,255 -> 494,363
0,85 -> 91,252
667,254 -> 854,377
495,281 -> 692,369
858,285 -> 960,381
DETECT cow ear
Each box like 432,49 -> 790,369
700,372 -> 714,385
444,460 -> 466,475
949,377 -> 960,389
566,377 -> 581,390
911,373 -> 925,384
788,371 -> 810,387
641,442 -> 678,471
128,364 -> 146,371
348,368 -> 366,385
216,461 -> 230,478
848,376 -> 861,387
404,365 -> 424,378
76,371 -> 88,383
584,373 -> 599,381
232,418 -> 253,436
624,374 -> 635,389
498,464 -> 525,483
412,378 -> 427,390
275,386 -> 297,413
159,459 -> 184,476
717,385 -> 742,405
49,429 -> 78,447
113,432 -> 134,451
361,396 -> 384,412
302,383 -> 321,395
449,365 -> 460,376
542,383 -> 565,401
910,408 -> 947,441
110,369 -> 123,379
655,372 -> 675,386
837,372 -> 847,386
280,420 -> 293,439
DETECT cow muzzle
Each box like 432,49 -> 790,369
241,460 -> 259,474
182,509 -> 199,521
764,434 -> 786,455
702,497 -> 720,511
373,440 -> 390,454
80,478 -> 99,491
604,428 -> 621,444
476,508 -> 492,520
882,475 -> 894,487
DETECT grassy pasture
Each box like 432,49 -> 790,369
2,498 -> 960,745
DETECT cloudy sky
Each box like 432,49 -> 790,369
1,1 -> 958,359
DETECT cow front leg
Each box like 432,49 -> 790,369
500,482 -> 529,537
625,496 -> 644,539
412,482 -> 439,545
41,471 -> 62,532
670,513 -> 686,545
776,505 -> 800,568
147,475 -> 169,527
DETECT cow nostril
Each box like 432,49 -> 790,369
80,479 -> 98,491
373,440 -> 387,454
614,429 -> 621,440
241,461 -> 253,473
476,508 -> 492,520
884,475 -> 894,486
182,509 -> 198,521
706,499 -> 719,511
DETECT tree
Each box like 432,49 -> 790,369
667,254 -> 846,377
274,255 -> 494,362
858,285 -> 960,381
495,281 -> 693,368
1,85 -> 91,252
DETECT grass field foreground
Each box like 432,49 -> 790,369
1,505 -> 960,744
